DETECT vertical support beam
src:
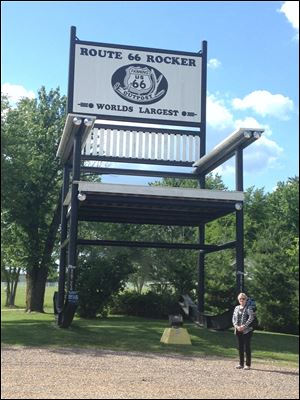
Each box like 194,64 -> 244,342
235,147 -> 244,294
67,119 -> 83,292
67,26 -> 76,114
197,230 -> 205,313
197,40 -> 207,314
57,164 -> 70,319
200,40 -> 207,162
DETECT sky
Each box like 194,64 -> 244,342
1,1 -> 299,193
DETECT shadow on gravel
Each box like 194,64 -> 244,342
250,367 -> 299,376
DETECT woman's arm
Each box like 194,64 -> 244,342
244,307 -> 255,327
232,306 -> 238,326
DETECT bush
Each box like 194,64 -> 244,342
76,252 -> 133,318
109,290 -> 181,319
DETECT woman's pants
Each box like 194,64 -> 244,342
236,331 -> 253,367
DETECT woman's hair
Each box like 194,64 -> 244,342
237,292 -> 248,300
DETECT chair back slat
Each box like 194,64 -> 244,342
82,126 -> 201,164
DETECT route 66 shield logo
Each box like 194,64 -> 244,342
112,64 -> 168,105
125,66 -> 153,95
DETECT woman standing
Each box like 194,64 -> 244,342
232,293 -> 255,370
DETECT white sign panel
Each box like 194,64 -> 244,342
72,43 -> 202,126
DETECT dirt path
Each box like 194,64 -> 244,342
1,346 -> 299,399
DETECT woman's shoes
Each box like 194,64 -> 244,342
235,365 -> 251,369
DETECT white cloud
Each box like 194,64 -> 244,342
234,117 -> 271,136
213,163 -> 235,177
207,94 -> 234,130
279,1 -> 299,40
232,90 -> 294,120
244,134 -> 284,170
213,132 -> 283,178
234,116 -> 262,129
234,117 -> 283,169
200,93 -> 286,179
1,83 -> 35,105
208,58 -> 221,69
208,112 -> 284,178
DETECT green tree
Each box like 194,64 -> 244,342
247,177 -> 299,333
1,87 -> 66,312
1,95 -> 22,306
145,174 -> 237,309
150,247 -> 198,295
1,219 -> 26,306
244,186 -> 270,245
76,248 -> 133,318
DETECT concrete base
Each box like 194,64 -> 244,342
160,327 -> 192,345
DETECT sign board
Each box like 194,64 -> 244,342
69,38 -> 203,127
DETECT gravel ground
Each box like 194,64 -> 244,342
1,346 -> 299,399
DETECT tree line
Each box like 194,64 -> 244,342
1,88 -> 299,334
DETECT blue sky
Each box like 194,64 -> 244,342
1,1 -> 299,193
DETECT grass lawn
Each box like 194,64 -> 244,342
1,286 -> 299,368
